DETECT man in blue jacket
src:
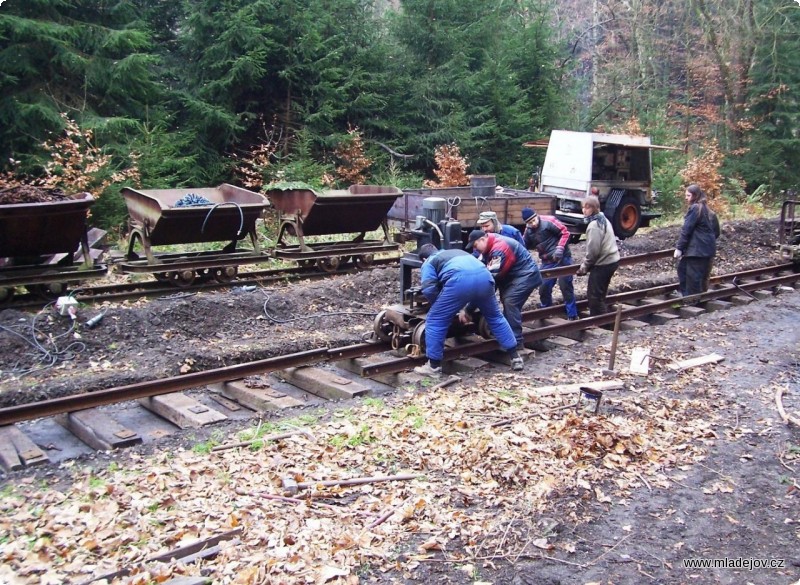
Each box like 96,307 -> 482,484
413,244 -> 523,378
467,230 -> 543,351
521,207 -> 579,320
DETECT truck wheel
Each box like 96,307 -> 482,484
611,196 -> 641,239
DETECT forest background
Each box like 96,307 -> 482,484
0,0 -> 798,231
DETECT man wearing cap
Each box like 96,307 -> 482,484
466,229 -> 542,351
476,211 -> 526,247
521,207 -> 579,320
412,244 -> 524,378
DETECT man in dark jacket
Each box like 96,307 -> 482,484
467,230 -> 543,351
413,244 -> 523,378
521,207 -> 579,320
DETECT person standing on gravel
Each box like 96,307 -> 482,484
521,207 -> 579,320
575,196 -> 620,316
413,244 -> 523,378
467,229 -> 542,351
674,184 -> 721,296
476,211 -> 526,247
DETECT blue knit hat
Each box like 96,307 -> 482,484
522,207 -> 537,223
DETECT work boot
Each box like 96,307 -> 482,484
413,361 -> 442,379
511,356 -> 524,371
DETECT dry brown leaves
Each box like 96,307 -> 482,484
423,143 -> 469,188
0,350 -> 725,584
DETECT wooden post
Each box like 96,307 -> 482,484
607,304 -> 623,371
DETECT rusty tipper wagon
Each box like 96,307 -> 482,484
0,191 -> 106,302
265,184 -> 403,272
119,184 -> 270,286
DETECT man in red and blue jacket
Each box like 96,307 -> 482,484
467,230 -> 542,350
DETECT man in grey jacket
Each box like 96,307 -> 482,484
576,196 -> 620,316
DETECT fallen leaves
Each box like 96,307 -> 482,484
0,371 -> 722,584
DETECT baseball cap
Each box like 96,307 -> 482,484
465,229 -> 486,251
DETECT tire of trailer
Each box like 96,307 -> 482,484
610,195 -> 642,239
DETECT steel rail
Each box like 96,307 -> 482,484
1,260 -> 794,425
361,268 -> 800,376
4,256 -> 401,309
0,343 -> 388,426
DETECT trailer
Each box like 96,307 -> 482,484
525,130 -> 682,239
388,175 -> 556,240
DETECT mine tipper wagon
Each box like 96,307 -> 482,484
526,130 -> 681,239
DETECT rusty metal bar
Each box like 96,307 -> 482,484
0,345 -> 385,425
540,249 -> 674,279
363,271 -> 800,376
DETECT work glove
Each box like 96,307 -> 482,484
458,310 -> 472,325
576,265 -> 587,276
552,247 -> 564,263
673,249 -> 683,259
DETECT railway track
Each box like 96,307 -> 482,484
1,259 -> 797,472
2,255 -> 402,309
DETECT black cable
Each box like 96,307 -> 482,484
201,202 -> 244,237
261,294 -> 375,324
0,304 -> 86,377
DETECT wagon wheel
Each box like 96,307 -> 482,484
373,310 -> 393,343
168,270 -> 196,288
354,254 -> 375,269
296,259 -> 315,269
476,314 -> 494,339
411,322 -> 426,355
213,266 -> 238,283
0,287 -> 14,304
316,256 -> 340,273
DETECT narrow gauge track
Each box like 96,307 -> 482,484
1,259 -> 797,471
2,256 -> 401,309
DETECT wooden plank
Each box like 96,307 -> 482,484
281,367 -> 371,400
215,380 -> 305,412
139,393 -> 227,429
667,353 -> 725,371
523,380 -> 624,399
56,410 -> 142,451
80,528 -> 241,585
0,425 -> 23,471
208,393 -> 243,412
0,425 -> 49,470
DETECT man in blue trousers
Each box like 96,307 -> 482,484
413,244 -> 523,379
521,207 -> 579,320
